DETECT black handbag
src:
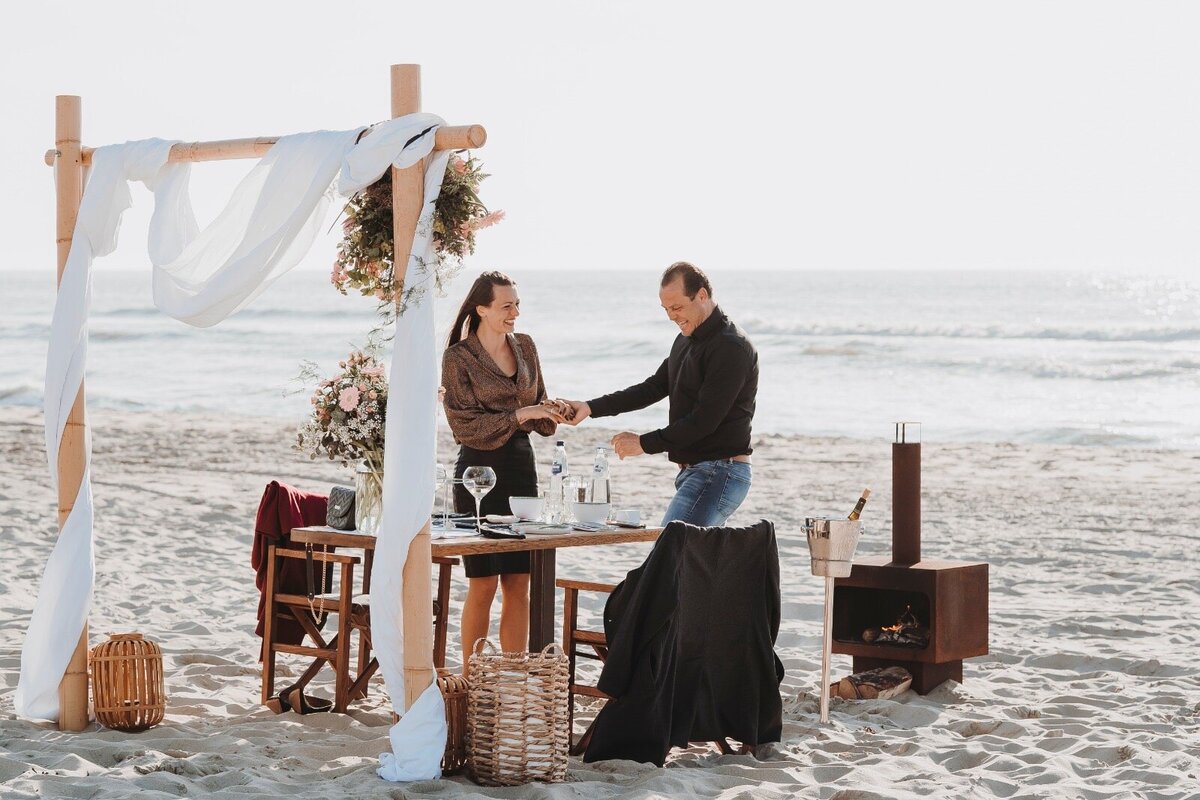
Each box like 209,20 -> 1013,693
326,485 -> 356,530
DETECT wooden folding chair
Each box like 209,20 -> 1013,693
558,578 -> 615,755
558,577 -> 751,757
261,540 -> 458,713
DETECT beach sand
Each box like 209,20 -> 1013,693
1,405 -> 1198,798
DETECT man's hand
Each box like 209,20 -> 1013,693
559,399 -> 591,426
611,431 -> 644,459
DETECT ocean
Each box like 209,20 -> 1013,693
2,269 -> 1198,450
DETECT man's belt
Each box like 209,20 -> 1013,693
678,454 -> 751,470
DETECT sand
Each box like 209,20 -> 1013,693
1,405 -> 1198,798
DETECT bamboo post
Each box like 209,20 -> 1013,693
53,94 -> 90,732
391,64 -> 436,713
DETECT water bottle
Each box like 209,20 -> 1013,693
548,440 -> 569,523
589,446 -> 611,504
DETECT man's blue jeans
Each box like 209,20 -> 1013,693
661,460 -> 752,527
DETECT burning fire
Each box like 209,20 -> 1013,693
862,605 -> 930,648
880,605 -> 921,634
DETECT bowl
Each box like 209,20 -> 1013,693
508,496 -> 544,521
571,501 -> 611,525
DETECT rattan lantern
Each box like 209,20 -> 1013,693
89,633 -> 165,731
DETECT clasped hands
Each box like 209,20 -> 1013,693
533,398 -> 644,459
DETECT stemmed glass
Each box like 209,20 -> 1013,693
462,466 -> 497,535
434,463 -> 449,530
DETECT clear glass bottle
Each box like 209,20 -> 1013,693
547,440 -> 569,523
589,446 -> 611,503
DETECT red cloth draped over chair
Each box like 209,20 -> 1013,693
252,481 -> 328,648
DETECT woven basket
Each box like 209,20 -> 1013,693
467,640 -> 570,786
438,668 -> 470,774
89,633 -> 165,732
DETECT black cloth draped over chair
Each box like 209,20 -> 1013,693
583,519 -> 785,766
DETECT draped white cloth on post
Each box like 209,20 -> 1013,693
19,113 -> 450,782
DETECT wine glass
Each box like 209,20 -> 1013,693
462,466 -> 497,535
434,463 -> 448,530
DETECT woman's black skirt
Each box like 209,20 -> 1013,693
454,431 -> 536,578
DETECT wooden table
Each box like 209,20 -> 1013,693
292,525 -> 662,651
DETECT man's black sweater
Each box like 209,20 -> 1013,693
587,307 -> 758,465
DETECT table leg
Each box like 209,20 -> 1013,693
528,548 -> 556,651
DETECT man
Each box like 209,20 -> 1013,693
564,262 -> 758,526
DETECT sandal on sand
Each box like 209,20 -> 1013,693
286,686 -> 333,715
265,683 -> 300,714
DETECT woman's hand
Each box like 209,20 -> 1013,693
541,398 -> 573,419
558,399 -> 590,425
516,404 -> 567,424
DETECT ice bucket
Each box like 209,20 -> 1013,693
805,517 -> 864,578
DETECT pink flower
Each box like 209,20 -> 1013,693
471,210 -> 505,231
369,390 -> 378,400
358,382 -> 368,392
339,386 -> 361,412
451,157 -> 468,175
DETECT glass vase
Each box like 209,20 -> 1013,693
355,462 -> 384,535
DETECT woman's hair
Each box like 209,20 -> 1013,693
447,271 -> 516,347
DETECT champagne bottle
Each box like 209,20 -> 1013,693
847,488 -> 871,521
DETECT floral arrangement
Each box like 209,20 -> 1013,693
295,348 -> 389,472
331,152 -> 503,315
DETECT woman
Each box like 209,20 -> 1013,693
441,271 -> 566,670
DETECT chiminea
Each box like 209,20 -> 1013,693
831,423 -> 989,694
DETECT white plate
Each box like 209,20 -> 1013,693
430,527 -> 481,540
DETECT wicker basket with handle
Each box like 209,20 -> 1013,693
89,633 -> 165,732
387,668 -> 471,774
466,640 -> 570,786
438,668 -> 470,774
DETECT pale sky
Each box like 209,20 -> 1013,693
1,1 -> 1198,275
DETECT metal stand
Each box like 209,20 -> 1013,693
805,515 -> 864,725
820,575 -> 834,723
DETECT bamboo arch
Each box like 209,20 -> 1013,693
44,63 -> 484,731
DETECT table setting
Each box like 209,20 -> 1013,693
430,462 -> 645,540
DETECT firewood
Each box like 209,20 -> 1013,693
829,666 -> 912,700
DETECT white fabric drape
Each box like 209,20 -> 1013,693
20,114 -> 451,782
149,129 -> 366,327
19,138 -> 178,720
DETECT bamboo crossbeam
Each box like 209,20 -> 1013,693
43,124 -> 486,167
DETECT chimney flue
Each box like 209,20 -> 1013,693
893,422 -> 921,565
